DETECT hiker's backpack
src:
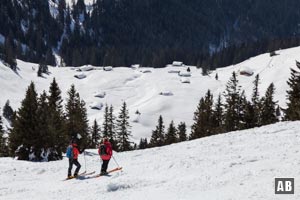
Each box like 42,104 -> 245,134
66,145 -> 73,159
99,144 -> 107,155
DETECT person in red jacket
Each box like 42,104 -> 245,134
67,143 -> 81,178
98,138 -> 113,175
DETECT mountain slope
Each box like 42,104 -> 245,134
1,121 -> 300,199
1,46 -> 300,139
2,0 -> 300,67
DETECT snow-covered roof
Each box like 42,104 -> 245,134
178,71 -> 191,77
239,66 -> 254,76
172,61 -> 183,66
131,64 -> 140,69
74,74 -> 87,79
80,66 -> 94,71
104,66 -> 113,71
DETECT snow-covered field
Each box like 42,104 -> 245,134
1,121 -> 300,199
1,47 -> 300,141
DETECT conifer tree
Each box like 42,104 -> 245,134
261,83 -> 278,125
138,138 -> 148,149
224,72 -> 241,132
108,105 -> 116,143
165,120 -> 177,145
190,90 -> 214,139
285,62 -> 300,120
3,100 -> 14,123
149,115 -> 165,147
0,115 -> 8,157
212,94 -> 224,134
4,33 -> 17,71
251,74 -> 262,126
215,73 -> 218,80
0,115 -> 3,156
116,102 -> 132,151
48,78 -> 66,159
35,91 -> 51,160
177,122 -> 187,142
243,100 -> 256,129
102,104 -> 109,137
65,85 -> 89,147
91,119 -> 101,148
58,0 -> 66,26
9,82 -> 39,160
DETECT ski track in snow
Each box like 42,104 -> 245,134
1,121 -> 300,199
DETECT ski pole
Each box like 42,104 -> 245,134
112,155 -> 120,168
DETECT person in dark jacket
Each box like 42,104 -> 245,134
67,143 -> 82,178
98,138 -> 113,175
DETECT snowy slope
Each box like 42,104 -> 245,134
1,121 -> 300,199
1,47 -> 300,140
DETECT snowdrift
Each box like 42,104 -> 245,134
1,121 -> 300,199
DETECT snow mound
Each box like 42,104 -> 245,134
180,77 -> 190,83
107,183 -> 131,192
159,91 -> 173,96
94,92 -> 106,98
90,102 -> 103,110
139,68 -> 152,73
178,71 -> 191,77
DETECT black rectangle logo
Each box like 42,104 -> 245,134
275,178 -> 294,194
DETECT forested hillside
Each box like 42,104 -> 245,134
1,0 -> 300,68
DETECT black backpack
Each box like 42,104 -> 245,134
99,144 -> 107,155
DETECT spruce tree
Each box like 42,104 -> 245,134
165,121 -> 177,145
138,138 -> 148,149
91,119 -> 101,148
0,115 -> 8,157
4,33 -> 17,71
58,0 -> 66,26
9,82 -> 39,160
190,90 -> 214,139
65,85 -> 89,148
243,100 -> 256,129
285,62 -> 300,120
108,105 -> 116,144
224,72 -> 241,132
261,83 -> 278,125
36,91 -> 51,160
3,100 -> 14,123
251,74 -> 262,126
102,104 -> 109,137
0,115 -> 3,152
215,73 -> 218,80
177,122 -> 187,142
48,78 -> 66,159
149,115 -> 165,147
212,94 -> 224,134
116,102 -> 132,151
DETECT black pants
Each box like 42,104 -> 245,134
68,158 -> 81,176
101,159 -> 110,173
